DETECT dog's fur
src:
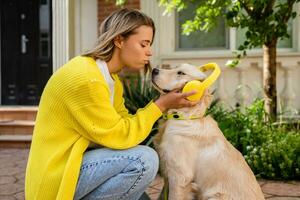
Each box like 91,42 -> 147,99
152,64 -> 265,200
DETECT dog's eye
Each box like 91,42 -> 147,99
177,71 -> 186,75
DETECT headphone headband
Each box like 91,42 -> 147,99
199,63 -> 221,90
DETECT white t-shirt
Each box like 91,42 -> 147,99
96,59 -> 115,104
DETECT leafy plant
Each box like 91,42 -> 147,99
122,74 -> 160,146
209,99 -> 300,179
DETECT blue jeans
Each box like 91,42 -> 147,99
74,145 -> 159,200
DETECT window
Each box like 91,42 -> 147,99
176,8 -> 294,51
176,7 -> 229,50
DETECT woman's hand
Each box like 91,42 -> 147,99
154,90 -> 199,112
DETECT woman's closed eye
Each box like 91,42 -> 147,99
141,43 -> 148,48
140,40 -> 151,48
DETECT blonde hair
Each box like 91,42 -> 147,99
83,8 -> 155,64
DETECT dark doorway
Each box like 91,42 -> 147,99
0,0 -> 52,105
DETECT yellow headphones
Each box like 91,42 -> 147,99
182,63 -> 221,101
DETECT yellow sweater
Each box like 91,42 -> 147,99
25,56 -> 162,200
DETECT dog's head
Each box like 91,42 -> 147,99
151,63 -> 212,118
151,63 -> 207,93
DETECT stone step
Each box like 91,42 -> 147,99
0,135 -> 32,148
0,106 -> 38,121
0,120 -> 35,135
0,107 -> 37,147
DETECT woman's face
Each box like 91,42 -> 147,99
119,25 -> 153,71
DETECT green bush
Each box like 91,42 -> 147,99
123,75 -> 300,180
208,100 -> 300,180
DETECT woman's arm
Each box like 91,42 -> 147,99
71,76 -> 162,150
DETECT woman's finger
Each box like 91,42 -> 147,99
181,90 -> 197,98
183,99 -> 199,107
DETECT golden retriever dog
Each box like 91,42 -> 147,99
151,64 -> 265,200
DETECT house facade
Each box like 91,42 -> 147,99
1,0 -> 299,117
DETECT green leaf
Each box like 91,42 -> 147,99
238,45 -> 245,51
225,59 -> 239,68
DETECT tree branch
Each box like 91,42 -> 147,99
282,0 -> 296,23
262,0 -> 276,16
238,0 -> 253,16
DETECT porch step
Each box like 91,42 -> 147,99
0,120 -> 35,135
0,106 -> 37,148
0,135 -> 32,148
0,106 -> 38,121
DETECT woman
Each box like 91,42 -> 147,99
25,8 -> 197,200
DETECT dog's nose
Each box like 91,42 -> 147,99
152,68 -> 159,76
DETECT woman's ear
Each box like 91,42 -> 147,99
114,35 -> 124,49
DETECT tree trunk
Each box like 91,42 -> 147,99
263,40 -> 277,121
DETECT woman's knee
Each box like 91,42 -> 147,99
135,145 -> 159,180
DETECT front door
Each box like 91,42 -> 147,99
0,0 -> 52,105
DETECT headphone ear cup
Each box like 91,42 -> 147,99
182,80 -> 205,101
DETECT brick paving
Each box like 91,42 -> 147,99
0,148 -> 299,200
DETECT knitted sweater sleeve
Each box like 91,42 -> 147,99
113,75 -> 134,118
71,67 -> 162,149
